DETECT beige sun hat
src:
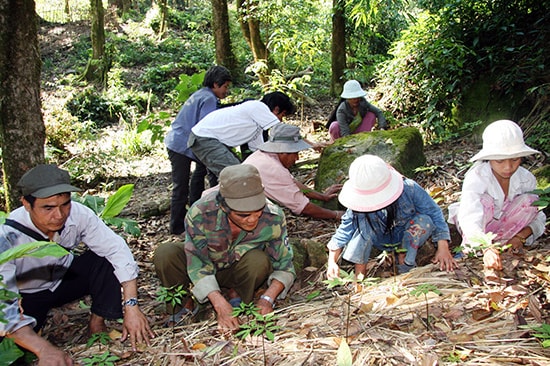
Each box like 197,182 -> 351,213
219,164 -> 266,212
340,80 -> 367,99
470,120 -> 539,162
338,155 -> 404,212
259,124 -> 312,153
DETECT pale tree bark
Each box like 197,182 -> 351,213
83,0 -> 108,86
331,0 -> 346,96
236,0 -> 271,85
210,0 -> 236,73
157,0 -> 168,36
0,0 -> 46,211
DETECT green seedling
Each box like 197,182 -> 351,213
520,323 -> 550,348
156,284 -> 188,331
323,269 -> 378,341
81,351 -> 120,366
409,283 -> 441,330
232,302 -> 280,366
86,332 -> 111,350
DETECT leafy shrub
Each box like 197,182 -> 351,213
65,87 -> 150,127
375,11 -> 474,142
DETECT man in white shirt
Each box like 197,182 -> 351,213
0,164 -> 153,365
188,91 -> 295,177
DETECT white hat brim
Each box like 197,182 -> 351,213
338,169 -> 404,212
469,146 -> 539,162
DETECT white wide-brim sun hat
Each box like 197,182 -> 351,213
338,155 -> 404,212
340,80 -> 367,99
470,119 -> 539,162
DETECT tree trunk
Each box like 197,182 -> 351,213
236,0 -> 271,85
64,0 -> 70,18
157,0 -> 168,36
211,0 -> 236,73
331,0 -> 346,96
0,0 -> 46,211
83,0 -> 107,86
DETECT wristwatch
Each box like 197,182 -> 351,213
122,297 -> 139,307
259,294 -> 275,307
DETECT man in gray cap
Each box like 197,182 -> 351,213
243,123 -> 344,220
153,164 -> 295,331
0,164 -> 153,365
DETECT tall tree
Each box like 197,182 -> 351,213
211,0 -> 236,73
236,0 -> 270,84
0,0 -> 46,210
82,0 -> 108,85
331,0 -> 346,96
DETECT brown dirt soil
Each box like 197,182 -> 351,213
35,20 -> 550,366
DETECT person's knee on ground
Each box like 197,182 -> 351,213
221,249 -> 272,304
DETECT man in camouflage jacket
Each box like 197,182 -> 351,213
154,164 -> 295,331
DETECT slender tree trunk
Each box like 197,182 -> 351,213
83,0 -> 107,86
211,0 -> 236,73
64,0 -> 71,19
158,0 -> 168,36
236,0 -> 270,85
331,0 -> 346,96
0,0 -> 46,210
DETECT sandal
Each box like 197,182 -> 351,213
164,302 -> 199,327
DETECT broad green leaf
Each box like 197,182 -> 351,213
0,242 -> 68,265
100,184 -> 134,219
0,337 -> 24,366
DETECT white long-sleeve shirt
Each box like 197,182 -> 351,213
448,161 -> 546,244
0,201 -> 138,335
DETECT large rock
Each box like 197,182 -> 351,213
315,127 -> 426,208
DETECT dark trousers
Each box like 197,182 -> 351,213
168,149 -> 217,234
153,242 -> 272,312
20,251 -> 122,331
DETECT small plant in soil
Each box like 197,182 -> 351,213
409,283 -> 441,330
86,332 -> 111,350
156,284 -> 188,330
323,269 -> 378,341
232,302 -> 280,366
81,351 -> 120,366
520,323 -> 550,348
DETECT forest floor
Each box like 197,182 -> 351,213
34,20 -> 550,366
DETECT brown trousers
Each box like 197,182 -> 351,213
153,242 -> 272,312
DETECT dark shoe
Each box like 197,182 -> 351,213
397,262 -> 416,274
229,297 -> 242,308
164,300 -> 199,327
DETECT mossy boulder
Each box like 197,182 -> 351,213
314,127 -> 426,209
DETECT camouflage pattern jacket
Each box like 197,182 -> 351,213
184,191 -> 296,303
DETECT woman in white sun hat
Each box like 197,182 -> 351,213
448,120 -> 545,268
326,80 -> 387,142
326,155 -> 457,279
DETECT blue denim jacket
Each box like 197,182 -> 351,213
328,178 -> 450,251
